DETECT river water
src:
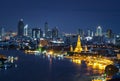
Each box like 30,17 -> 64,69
0,50 -> 102,81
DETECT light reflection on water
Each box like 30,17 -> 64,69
0,50 -> 105,81
70,58 -> 105,76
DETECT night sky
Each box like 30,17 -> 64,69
0,0 -> 120,34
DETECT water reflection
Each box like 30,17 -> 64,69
0,55 -> 18,70
70,57 -> 105,76
24,51 -> 105,76
0,50 -> 105,81
20,51 -> 114,81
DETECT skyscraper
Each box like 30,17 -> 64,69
24,24 -> 28,36
87,29 -> 91,37
0,27 -> 5,40
52,27 -> 58,39
18,19 -> 24,36
32,28 -> 43,39
47,29 -> 52,38
78,28 -> 84,39
27,27 -> 32,37
106,29 -> 112,38
96,26 -> 102,36
44,22 -> 48,38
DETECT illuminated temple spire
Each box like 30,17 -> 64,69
84,45 -> 88,52
74,35 -> 83,53
70,45 -> 73,52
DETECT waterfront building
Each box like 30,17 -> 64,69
70,45 -> 73,52
68,35 -> 91,55
74,35 -> 83,53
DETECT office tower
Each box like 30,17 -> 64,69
106,29 -> 112,38
18,19 -> 24,36
91,31 -> 94,37
44,22 -> 48,38
96,26 -> 102,36
32,28 -> 43,39
27,27 -> 32,37
0,27 -> 5,37
0,27 -> 5,40
88,29 -> 91,37
24,24 -> 28,36
78,28 -> 84,39
52,27 -> 58,39
47,29 -> 52,38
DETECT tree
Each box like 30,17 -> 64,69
105,64 -> 119,76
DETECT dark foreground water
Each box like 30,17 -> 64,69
0,50 -> 95,81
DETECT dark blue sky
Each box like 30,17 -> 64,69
0,0 -> 120,33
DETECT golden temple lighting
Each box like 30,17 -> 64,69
74,35 -> 83,53
84,45 -> 88,52
70,45 -> 73,52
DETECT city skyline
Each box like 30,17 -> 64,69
0,0 -> 120,33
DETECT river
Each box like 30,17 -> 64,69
0,50 -> 102,81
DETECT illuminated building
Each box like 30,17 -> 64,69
27,27 -> 32,37
74,35 -> 83,53
70,45 -> 73,52
106,29 -> 112,38
39,38 -> 48,47
0,27 -> 5,41
18,19 -> 24,36
52,27 -> 59,39
32,28 -> 43,39
117,53 -> 120,59
78,28 -> 84,39
68,35 -> 90,54
24,24 -> 28,36
84,45 -> 88,52
88,29 -> 91,37
96,26 -> 102,36
47,29 -> 52,38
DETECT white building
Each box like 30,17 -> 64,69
24,24 -> 28,36
96,26 -> 102,36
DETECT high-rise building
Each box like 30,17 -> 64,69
87,29 -> 91,37
0,27 -> 5,37
47,29 -> 52,38
24,24 -> 28,36
52,27 -> 58,39
27,27 -> 32,37
32,28 -> 43,39
44,22 -> 48,38
96,26 -> 102,36
78,28 -> 84,39
106,29 -> 112,38
0,27 -> 5,40
91,31 -> 94,37
18,19 -> 24,36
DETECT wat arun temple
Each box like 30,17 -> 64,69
68,35 -> 88,55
